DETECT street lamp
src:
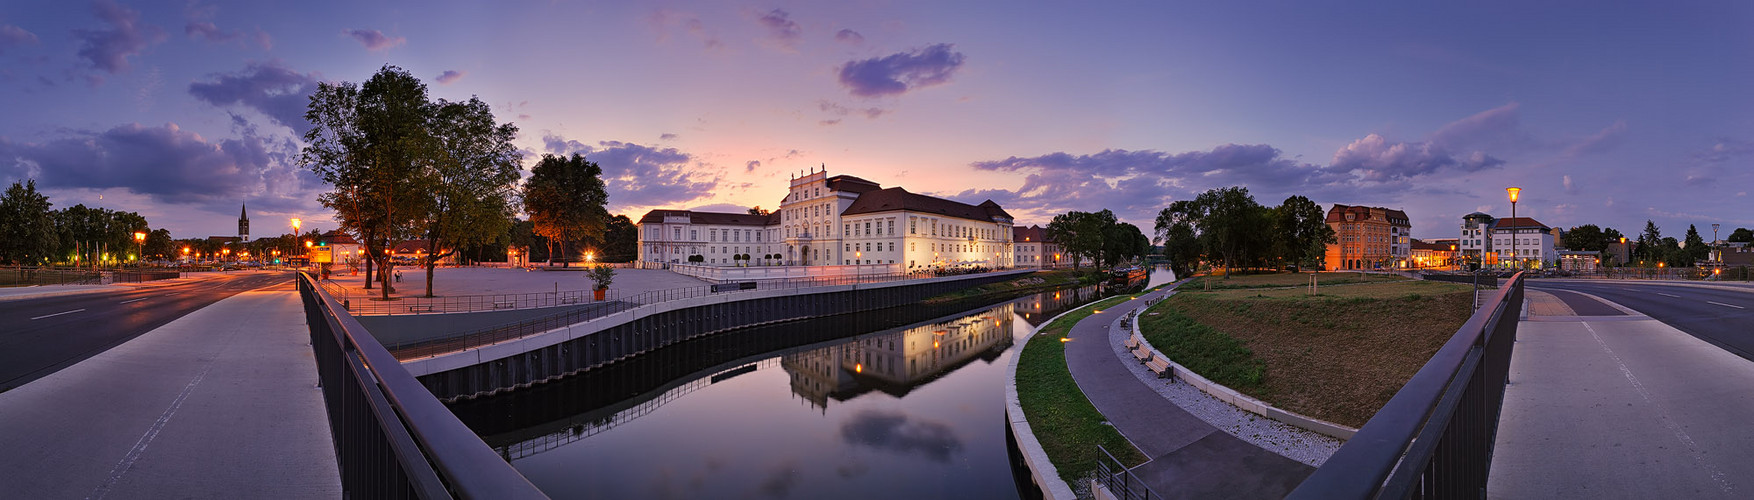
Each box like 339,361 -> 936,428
1506,187 -> 1520,271
133,231 -> 146,267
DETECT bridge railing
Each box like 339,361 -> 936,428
1287,272 -> 1524,500
298,272 -> 547,499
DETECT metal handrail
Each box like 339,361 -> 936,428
299,272 -> 548,499
1287,272 -> 1524,499
1095,444 -> 1160,500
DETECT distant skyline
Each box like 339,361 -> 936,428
1,1 -> 1750,241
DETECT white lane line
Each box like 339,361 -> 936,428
118,297 -> 149,304
1657,292 -> 1681,298
1707,301 -> 1746,309
30,309 -> 86,320
1582,323 -> 1735,494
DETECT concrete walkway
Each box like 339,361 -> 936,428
1490,290 -> 1754,499
1064,286 -> 1312,499
0,285 -> 340,498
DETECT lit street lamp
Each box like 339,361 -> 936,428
133,231 -> 146,267
1506,187 -> 1520,271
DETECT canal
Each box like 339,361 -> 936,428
448,270 -> 1169,499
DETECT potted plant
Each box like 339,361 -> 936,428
588,265 -> 616,300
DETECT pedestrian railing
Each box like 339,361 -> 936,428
0,266 -> 101,286
112,270 -> 181,283
1287,272 -> 1524,500
1095,444 -> 1160,500
384,270 -> 992,360
298,272 -> 548,499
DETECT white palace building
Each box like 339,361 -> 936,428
638,168 -> 1020,271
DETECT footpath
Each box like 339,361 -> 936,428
0,282 -> 340,498
1062,284 -> 1312,499
1490,289 -> 1754,499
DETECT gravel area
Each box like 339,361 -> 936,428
1106,294 -> 1343,467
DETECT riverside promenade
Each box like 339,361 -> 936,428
0,278 -> 340,498
1059,278 -> 1313,499
1490,288 -> 1754,499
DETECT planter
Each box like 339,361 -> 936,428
594,288 -> 607,301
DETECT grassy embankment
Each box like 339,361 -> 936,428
1014,294 -> 1148,487
921,269 -> 1104,304
1141,273 -> 1473,427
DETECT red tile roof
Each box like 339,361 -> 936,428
637,209 -> 779,226
1013,225 -> 1048,243
1493,217 -> 1549,230
841,187 -> 1007,222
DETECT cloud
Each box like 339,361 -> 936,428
819,119 -> 841,126
1562,120 -> 1628,158
185,22 -> 270,50
344,28 -> 404,51
745,160 -> 760,172
435,70 -> 466,84
834,29 -> 864,45
838,409 -> 963,462
647,9 -> 722,50
1563,174 -> 1576,194
755,9 -> 800,49
1693,137 -> 1754,164
0,25 -> 40,53
0,122 -> 310,207
1329,134 -> 1505,182
837,43 -> 965,98
818,100 -> 889,121
660,133 -> 679,141
188,61 -> 320,134
74,0 -> 166,75
541,134 -> 719,209
1430,102 -> 1522,149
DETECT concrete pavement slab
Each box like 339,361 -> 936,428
1490,317 -> 1754,499
0,286 -> 340,499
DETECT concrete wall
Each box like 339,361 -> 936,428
669,263 -> 903,282
404,270 -> 1032,400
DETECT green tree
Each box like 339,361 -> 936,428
1635,220 -> 1663,266
523,153 -> 610,265
417,97 -> 523,296
144,228 -> 173,260
602,215 -> 639,263
302,65 -> 435,299
1271,195 -> 1335,272
1729,228 -> 1754,243
1194,187 -> 1269,277
1683,224 -> 1709,265
1154,199 -> 1204,277
1102,222 -> 1150,268
1562,224 -> 1614,251
1046,210 -> 1118,269
0,179 -> 56,265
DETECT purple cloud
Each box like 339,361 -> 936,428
1562,120 -> 1628,157
756,9 -> 801,48
745,160 -> 760,172
1329,134 -> 1504,182
659,133 -> 678,140
839,409 -> 964,462
74,0 -> 166,75
834,29 -> 864,45
1430,102 -> 1522,149
0,122 -> 310,206
188,61 -> 320,134
435,70 -> 465,84
541,134 -> 719,209
837,43 -> 965,98
185,21 -> 271,50
344,28 -> 404,51
0,25 -> 40,53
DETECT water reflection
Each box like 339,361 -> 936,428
452,279 -> 1146,499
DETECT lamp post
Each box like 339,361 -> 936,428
133,231 -> 146,267
1506,187 -> 1520,271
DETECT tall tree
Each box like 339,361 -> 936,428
0,179 -> 55,265
1683,224 -> 1709,265
602,215 -> 639,263
1155,199 -> 1205,277
1271,195 -> 1335,272
417,97 -> 523,296
303,65 -> 435,299
523,153 -> 610,265
1636,220 -> 1663,266
1729,227 -> 1754,243
1562,224 -> 1608,251
1196,187 -> 1269,277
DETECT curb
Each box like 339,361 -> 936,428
1127,297 -> 1359,442
1004,292 -> 1111,500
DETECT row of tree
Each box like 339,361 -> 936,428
1154,187 -> 1333,278
0,180 -> 164,266
1043,209 -> 1151,271
1561,221 -> 1751,268
303,65 -> 618,299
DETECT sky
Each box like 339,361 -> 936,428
1,1 -> 1750,242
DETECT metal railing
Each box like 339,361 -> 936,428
385,271 -> 955,360
1095,444 -> 1160,500
298,272 -> 548,499
112,270 -> 181,283
1287,272 -> 1524,500
0,266 -> 101,286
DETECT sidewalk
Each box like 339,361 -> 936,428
0,286 -> 340,498
1064,286 -> 1312,499
1490,290 -> 1754,499
321,265 -> 710,300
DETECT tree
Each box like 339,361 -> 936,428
1271,195 -> 1335,272
1102,222 -> 1150,268
1155,199 -> 1204,277
1635,220 -> 1663,266
602,215 -> 639,263
1729,228 -> 1754,243
1046,210 -> 1116,269
1563,224 -> 1608,251
1193,187 -> 1269,277
0,179 -> 55,265
1683,224 -> 1709,265
747,206 -> 770,215
523,153 -> 609,266
417,96 -> 522,296
303,65 -> 435,299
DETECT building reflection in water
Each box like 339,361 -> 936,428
785,302 -> 1016,411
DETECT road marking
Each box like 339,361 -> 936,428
1707,301 -> 1746,309
30,309 -> 85,320
88,365 -> 213,500
1582,323 -> 1734,494
118,297 -> 149,304
1657,292 -> 1681,298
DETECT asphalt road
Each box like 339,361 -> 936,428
0,271 -> 293,392
1528,279 -> 1754,361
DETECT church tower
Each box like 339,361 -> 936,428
238,203 -> 250,242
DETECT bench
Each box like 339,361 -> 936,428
1145,356 -> 1173,379
1123,335 -> 1140,350
406,305 -> 434,313
493,301 -> 515,309
1131,346 -> 1154,362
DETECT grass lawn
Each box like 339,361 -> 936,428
1143,275 -> 1473,428
1014,294 -> 1146,486
1181,271 -> 1406,290
922,269 -> 1100,304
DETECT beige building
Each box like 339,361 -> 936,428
1325,205 -> 1412,271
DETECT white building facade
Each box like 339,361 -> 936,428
640,168 -> 1017,269
1458,213 -> 1558,269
